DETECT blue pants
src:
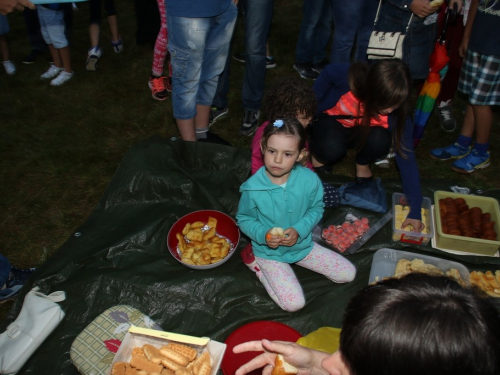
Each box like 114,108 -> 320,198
240,0 -> 274,110
0,253 -> 11,288
330,0 -> 377,63
212,0 -> 274,111
295,0 -> 333,64
167,3 -> 237,119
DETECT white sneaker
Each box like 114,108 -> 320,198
41,65 -> 63,79
50,71 -> 74,86
86,46 -> 102,71
3,60 -> 16,75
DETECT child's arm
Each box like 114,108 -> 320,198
236,192 -> 269,245
313,63 -> 350,113
288,175 -> 324,242
458,0 -> 478,57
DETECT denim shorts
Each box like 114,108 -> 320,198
0,14 -> 9,35
37,6 -> 68,49
167,2 -> 237,120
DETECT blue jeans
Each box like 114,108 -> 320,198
377,3 -> 437,80
37,6 -> 68,49
295,0 -> 333,64
0,253 -> 10,288
330,0 -> 377,63
167,3 -> 237,119
241,0 -> 274,111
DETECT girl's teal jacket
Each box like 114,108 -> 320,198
236,165 -> 324,263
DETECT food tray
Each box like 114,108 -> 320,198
312,208 -> 391,255
434,191 -> 500,256
392,192 -> 434,245
368,248 -> 470,285
109,326 -> 226,375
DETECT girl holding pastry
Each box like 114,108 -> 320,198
236,118 -> 356,312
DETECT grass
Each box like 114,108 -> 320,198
1,0 -> 499,322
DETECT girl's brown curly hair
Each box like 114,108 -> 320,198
263,79 -> 317,121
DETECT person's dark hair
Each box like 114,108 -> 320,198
264,79 -> 317,121
349,59 -> 412,155
339,274 -> 500,375
261,118 -> 308,153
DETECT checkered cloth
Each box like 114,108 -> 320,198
70,305 -> 162,375
458,49 -> 500,105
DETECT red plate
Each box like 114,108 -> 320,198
221,321 -> 302,375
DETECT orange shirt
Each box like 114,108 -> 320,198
324,91 -> 388,129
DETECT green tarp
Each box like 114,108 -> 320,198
2,136 -> 500,374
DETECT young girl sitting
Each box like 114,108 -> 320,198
251,79 -> 341,208
236,118 -> 356,312
311,59 -> 424,231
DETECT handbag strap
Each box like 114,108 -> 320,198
373,0 -> 414,33
31,287 -> 66,303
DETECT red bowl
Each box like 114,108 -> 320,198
167,210 -> 240,270
221,321 -> 302,375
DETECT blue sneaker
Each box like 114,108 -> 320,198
0,285 -> 23,304
451,150 -> 490,174
430,143 -> 471,161
6,267 -> 36,288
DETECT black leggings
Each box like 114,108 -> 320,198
309,114 -> 392,166
89,0 -> 117,25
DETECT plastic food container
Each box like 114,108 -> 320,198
433,191 -> 500,256
109,326 -> 226,375
368,248 -> 470,285
392,192 -> 434,245
312,208 -> 391,254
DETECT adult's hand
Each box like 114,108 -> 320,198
0,0 -> 35,15
409,0 -> 436,18
233,339 -> 329,375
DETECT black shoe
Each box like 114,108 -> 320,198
315,165 -> 332,173
293,62 -> 319,80
233,52 -> 246,63
239,110 -> 260,136
198,131 -> 232,146
312,59 -> 328,73
23,50 -> 43,64
209,106 -> 229,126
354,176 -> 373,184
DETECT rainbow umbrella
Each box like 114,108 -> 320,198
413,40 -> 450,147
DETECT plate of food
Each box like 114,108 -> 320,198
167,210 -> 240,270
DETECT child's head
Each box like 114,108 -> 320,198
264,79 -> 317,128
351,59 -> 411,116
260,118 -> 307,180
337,274 -> 500,375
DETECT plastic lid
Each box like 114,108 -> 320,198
221,321 -> 302,375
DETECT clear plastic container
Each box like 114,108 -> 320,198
392,192 -> 434,245
368,248 -> 470,285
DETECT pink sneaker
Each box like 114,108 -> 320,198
241,244 -> 260,272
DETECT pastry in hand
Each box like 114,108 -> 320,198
271,354 -> 298,375
267,227 -> 285,240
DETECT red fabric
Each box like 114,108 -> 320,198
152,0 -> 170,77
325,91 -> 388,129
